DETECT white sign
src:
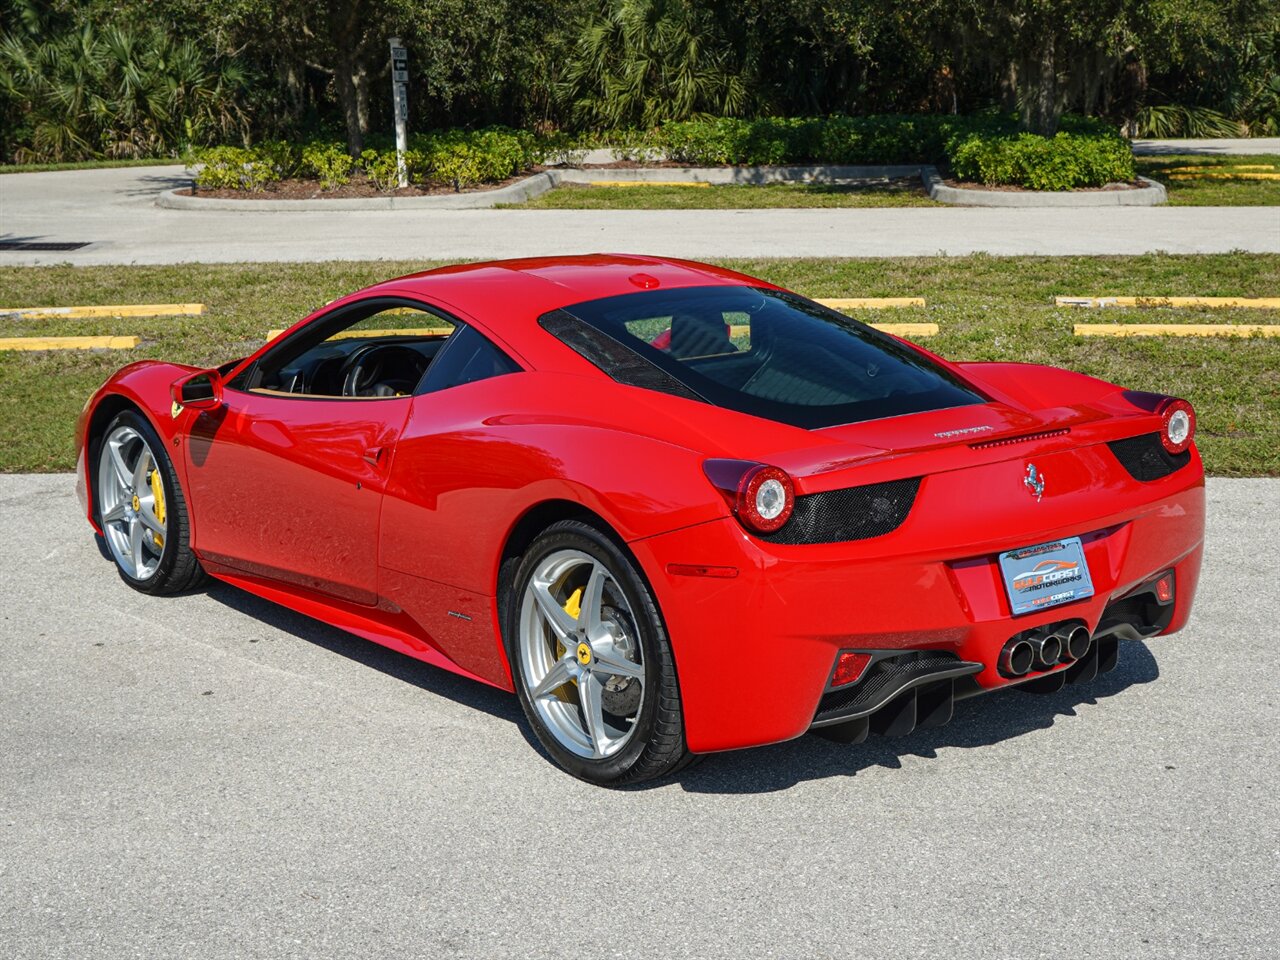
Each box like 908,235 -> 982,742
389,38 -> 409,188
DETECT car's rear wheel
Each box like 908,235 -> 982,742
507,520 -> 690,785
95,410 -> 205,594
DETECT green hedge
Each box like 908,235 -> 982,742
655,115 -> 1008,165
190,126 -> 542,192
949,131 -> 1136,190
190,116 -> 1134,192
651,114 -> 1131,187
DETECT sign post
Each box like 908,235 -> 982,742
389,37 -> 409,188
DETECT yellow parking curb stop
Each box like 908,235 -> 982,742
0,335 -> 142,351
1074,324 -> 1280,338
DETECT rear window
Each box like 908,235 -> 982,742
544,286 -> 984,429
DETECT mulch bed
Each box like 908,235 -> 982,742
181,171 -> 532,200
181,163 -> 1148,199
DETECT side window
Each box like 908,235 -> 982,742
420,325 -> 520,394
232,301 -> 456,398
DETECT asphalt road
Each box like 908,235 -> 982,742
1132,137 -> 1280,155
1,473 -> 1276,959
2,164 -> 1278,265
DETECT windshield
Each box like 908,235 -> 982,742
545,286 -> 985,429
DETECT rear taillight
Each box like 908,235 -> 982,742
1158,398 -> 1196,455
703,459 -> 795,535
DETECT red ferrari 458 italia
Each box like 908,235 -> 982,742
76,255 -> 1204,784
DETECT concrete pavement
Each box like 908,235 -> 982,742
0,473 -> 1276,959
1132,137 -> 1280,155
2,164 -> 1277,264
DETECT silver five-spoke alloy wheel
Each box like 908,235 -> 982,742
518,549 -> 646,759
97,424 -> 167,580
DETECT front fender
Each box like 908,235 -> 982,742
76,360 -> 201,530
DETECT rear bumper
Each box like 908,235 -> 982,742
630,448 -> 1204,753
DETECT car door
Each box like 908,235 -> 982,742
184,297 -> 453,605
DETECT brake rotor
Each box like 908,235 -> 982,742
599,603 -> 642,718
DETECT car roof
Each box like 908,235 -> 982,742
370,254 -> 773,327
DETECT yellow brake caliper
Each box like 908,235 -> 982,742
563,587 -> 582,621
148,468 -> 166,549
552,587 -> 584,703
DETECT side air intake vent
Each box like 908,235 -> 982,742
539,309 -> 704,402
760,477 -> 922,545
1107,432 -> 1191,482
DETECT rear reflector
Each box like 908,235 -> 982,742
666,563 -> 739,579
1155,572 -> 1175,603
831,651 -> 872,687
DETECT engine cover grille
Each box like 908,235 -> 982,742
760,476 -> 921,545
1107,432 -> 1191,482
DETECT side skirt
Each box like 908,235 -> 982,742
202,561 -> 504,690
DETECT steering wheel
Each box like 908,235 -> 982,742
340,344 -> 428,397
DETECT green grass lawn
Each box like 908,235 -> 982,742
0,157 -> 186,174
1,254 -> 1277,475
503,179 -> 938,209
507,157 -> 1280,208
1134,154 -> 1280,205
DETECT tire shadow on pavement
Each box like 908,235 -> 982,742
673,640 -> 1160,795
202,578 -> 1159,794
203,581 -> 524,726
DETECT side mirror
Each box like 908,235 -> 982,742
171,369 -> 223,411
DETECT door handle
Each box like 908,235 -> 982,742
362,446 -> 385,467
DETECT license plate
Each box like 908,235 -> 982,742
998,536 -> 1094,616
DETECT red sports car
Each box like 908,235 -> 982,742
76,255 -> 1204,785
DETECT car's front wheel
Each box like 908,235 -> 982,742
95,410 -> 206,594
507,520 -> 690,786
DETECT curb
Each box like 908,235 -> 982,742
924,169 -> 1167,207
155,165 -> 930,211
157,164 -> 1168,210
156,171 -> 560,211
554,164 -> 929,186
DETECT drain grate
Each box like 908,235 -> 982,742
0,241 -> 91,251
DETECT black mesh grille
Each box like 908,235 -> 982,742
814,652 -> 976,724
1107,432 -> 1190,482
539,310 -> 705,402
760,476 -> 921,545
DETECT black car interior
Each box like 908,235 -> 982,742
233,297 -> 522,400
267,337 -> 443,397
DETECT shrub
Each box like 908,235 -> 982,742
191,143 -> 292,190
360,148 -> 402,191
300,141 -> 356,189
949,131 -> 1135,190
652,114 -> 1131,190
187,115 -> 1134,194
412,126 -> 540,190
656,115 -> 1017,166
544,137 -> 593,166
252,140 -> 300,178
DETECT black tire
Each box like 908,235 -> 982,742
95,409 -> 207,595
504,519 -> 691,786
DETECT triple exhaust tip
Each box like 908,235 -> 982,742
998,625 -> 1093,678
